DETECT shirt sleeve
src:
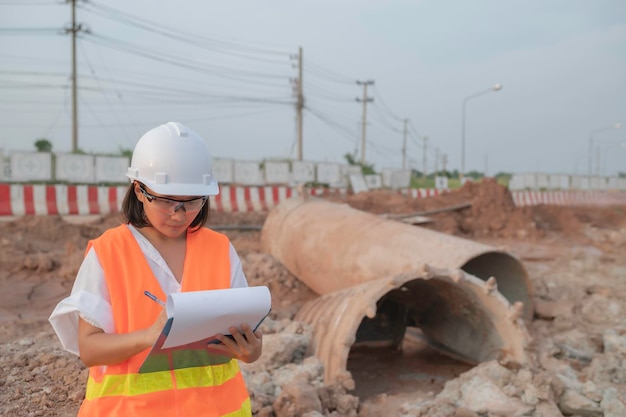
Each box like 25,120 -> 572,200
229,242 -> 249,288
48,247 -> 114,356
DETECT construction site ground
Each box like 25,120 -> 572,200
1,179 -> 625,416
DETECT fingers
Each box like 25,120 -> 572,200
211,323 -> 263,363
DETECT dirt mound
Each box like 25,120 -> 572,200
344,179 -> 537,238
344,179 -> 626,244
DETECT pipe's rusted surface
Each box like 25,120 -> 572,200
261,196 -> 533,319
295,267 -> 529,385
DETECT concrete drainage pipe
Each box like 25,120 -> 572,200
261,196 -> 532,385
261,196 -> 533,319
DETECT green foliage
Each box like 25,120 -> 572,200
34,138 -> 52,152
494,172 -> 512,187
447,177 -> 462,189
410,176 -> 435,189
344,153 -> 357,165
343,152 -> 376,175
118,148 -> 133,159
465,170 -> 484,180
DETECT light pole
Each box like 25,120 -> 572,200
587,123 -> 621,182
601,141 -> 626,176
460,83 -> 502,182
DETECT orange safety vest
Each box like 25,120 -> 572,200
78,225 -> 251,417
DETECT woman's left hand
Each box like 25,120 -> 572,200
209,323 -> 263,363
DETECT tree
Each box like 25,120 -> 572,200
466,170 -> 484,180
494,172 -> 512,181
343,153 -> 376,175
34,138 -> 52,152
118,147 -> 133,159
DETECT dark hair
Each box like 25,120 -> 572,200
121,182 -> 210,231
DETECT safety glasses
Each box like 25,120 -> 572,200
139,184 -> 207,215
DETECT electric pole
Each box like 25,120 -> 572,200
422,135 -> 428,178
295,47 -> 304,160
484,153 -> 489,177
356,80 -> 374,165
402,119 -> 408,170
65,0 -> 85,153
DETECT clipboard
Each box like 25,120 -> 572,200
139,286 -> 271,373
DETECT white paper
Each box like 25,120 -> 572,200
161,286 -> 271,349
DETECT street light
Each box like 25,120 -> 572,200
588,123 -> 621,181
601,141 -> 626,176
460,83 -> 502,182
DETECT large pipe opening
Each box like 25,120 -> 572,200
353,278 -> 504,362
295,271 -> 528,386
462,251 -> 532,319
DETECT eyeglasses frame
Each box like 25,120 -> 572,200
138,183 -> 208,214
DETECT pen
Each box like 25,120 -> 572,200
144,290 -> 166,307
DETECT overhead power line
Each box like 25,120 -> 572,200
83,33 -> 290,85
303,58 -> 355,84
370,84 -> 403,122
81,1 -> 291,60
0,1 -> 54,5
305,105 -> 358,145
0,28 -> 62,36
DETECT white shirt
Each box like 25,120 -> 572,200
48,224 -> 248,356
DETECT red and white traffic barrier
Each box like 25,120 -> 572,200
404,188 -> 442,198
0,184 -> 345,216
511,190 -> 626,206
2,184 -> 625,217
0,184 -> 126,216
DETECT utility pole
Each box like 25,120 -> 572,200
402,119 -> 408,170
65,0 -> 85,153
356,80 -> 374,165
434,147 -> 440,176
422,135 -> 428,178
484,153 -> 489,177
441,154 -> 448,174
587,123 -> 621,185
295,47 -> 304,160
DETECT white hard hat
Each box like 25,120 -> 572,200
127,122 -> 219,196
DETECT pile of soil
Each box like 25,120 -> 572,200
1,180 -> 625,416
344,178 -> 618,240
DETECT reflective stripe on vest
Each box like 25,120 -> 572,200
80,225 -> 250,417
84,361 -> 241,399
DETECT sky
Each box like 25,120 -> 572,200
1,0 -> 626,177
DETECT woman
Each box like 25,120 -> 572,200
49,122 -> 261,416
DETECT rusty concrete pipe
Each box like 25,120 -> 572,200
295,267 -> 529,385
261,196 -> 533,320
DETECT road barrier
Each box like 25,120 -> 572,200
511,190 -> 626,206
1,183 -> 625,217
0,183 -> 345,216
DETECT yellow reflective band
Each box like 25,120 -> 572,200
85,361 -> 240,400
224,398 -> 252,417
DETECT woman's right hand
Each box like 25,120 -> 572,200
144,309 -> 168,346
78,310 -> 168,368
